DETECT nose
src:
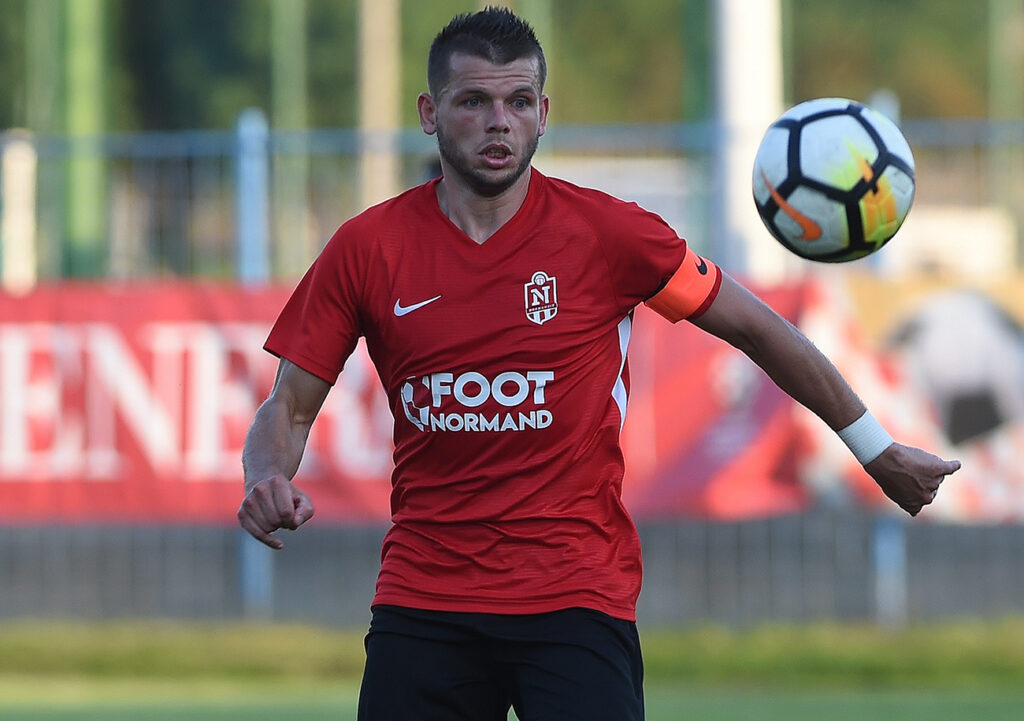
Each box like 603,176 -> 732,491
486,101 -> 510,133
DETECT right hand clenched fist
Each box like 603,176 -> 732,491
237,475 -> 315,549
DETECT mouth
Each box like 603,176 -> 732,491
480,144 -> 514,168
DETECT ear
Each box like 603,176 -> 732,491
418,93 -> 437,135
538,94 -> 550,137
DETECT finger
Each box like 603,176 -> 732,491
239,494 -> 274,534
292,493 -> 315,527
238,513 -> 284,549
924,476 -> 943,494
252,480 -> 296,529
270,481 -> 298,528
238,495 -> 275,532
249,482 -> 284,529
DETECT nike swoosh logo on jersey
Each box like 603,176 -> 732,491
394,295 -> 442,316
695,256 -> 708,275
761,170 -> 822,241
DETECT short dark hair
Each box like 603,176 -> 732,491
427,6 -> 547,97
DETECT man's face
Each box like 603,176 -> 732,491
419,53 -> 549,197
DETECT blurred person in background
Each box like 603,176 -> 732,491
239,7 -> 960,720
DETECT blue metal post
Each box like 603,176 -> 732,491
239,531 -> 274,620
873,514 -> 908,628
236,108 -> 271,285
235,108 -> 274,619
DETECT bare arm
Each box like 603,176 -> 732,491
690,273 -> 960,515
692,273 -> 863,430
238,359 -> 332,548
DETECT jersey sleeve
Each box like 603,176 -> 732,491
263,222 -> 367,384
644,244 -> 722,322
590,195 -> 705,315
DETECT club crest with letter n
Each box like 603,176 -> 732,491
524,271 -> 558,325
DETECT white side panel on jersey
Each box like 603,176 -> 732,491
612,314 -> 633,432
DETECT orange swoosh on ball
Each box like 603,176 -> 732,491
761,171 -> 822,241
849,147 -> 899,242
853,151 -> 875,184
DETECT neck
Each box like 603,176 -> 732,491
435,169 -> 533,244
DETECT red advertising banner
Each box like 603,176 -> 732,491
0,283 -> 395,523
0,282 -> 815,525
621,290 -> 811,519
9,276 -> 1022,524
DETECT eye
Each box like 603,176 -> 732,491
512,97 -> 530,109
464,97 -> 482,108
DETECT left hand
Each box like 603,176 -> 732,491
864,443 -> 961,516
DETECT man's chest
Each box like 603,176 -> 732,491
361,229 -> 621,385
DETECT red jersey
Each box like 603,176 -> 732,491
265,169 -> 721,621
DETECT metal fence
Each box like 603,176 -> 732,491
2,116 -> 1024,627
3,113 -> 1022,282
3,510 -> 1024,627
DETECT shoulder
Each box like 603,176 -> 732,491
338,180 -> 436,237
536,172 -> 673,235
538,172 -> 643,214
322,180 -> 437,258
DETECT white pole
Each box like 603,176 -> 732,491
988,0 -> 1024,235
358,0 -> 401,209
1,133 -> 39,295
712,0 -> 791,281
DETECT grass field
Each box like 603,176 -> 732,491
3,621 -> 1024,720
3,679 -> 1024,720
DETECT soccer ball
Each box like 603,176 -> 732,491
752,97 -> 916,263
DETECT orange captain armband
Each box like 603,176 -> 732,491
644,245 -> 722,323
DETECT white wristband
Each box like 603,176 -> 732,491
837,411 -> 894,465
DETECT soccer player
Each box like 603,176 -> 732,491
238,8 -> 960,720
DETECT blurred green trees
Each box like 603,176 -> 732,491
0,0 -> 27,130
789,0 -> 990,118
0,0 -> 1012,134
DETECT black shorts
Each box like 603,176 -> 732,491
357,605 -> 645,721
